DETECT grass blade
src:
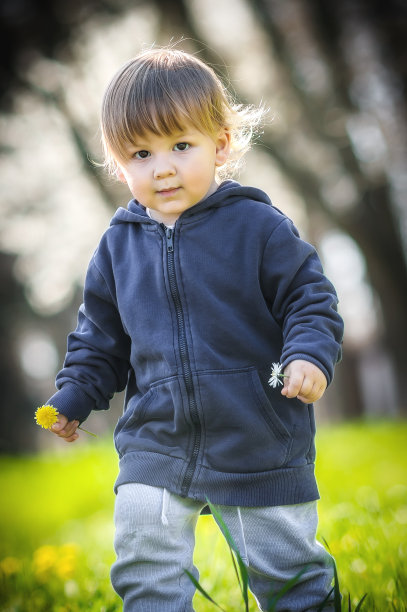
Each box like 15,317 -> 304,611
316,587 -> 334,612
332,559 -> 342,611
229,546 -> 243,593
321,538 -> 342,612
207,500 -> 250,611
267,567 -> 308,610
354,593 -> 367,611
184,569 -> 226,611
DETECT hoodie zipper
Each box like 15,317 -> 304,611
164,226 -> 201,497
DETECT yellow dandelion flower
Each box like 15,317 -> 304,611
57,559 -> 76,580
33,545 -> 58,578
57,543 -> 80,579
0,556 -> 22,576
35,405 -> 59,429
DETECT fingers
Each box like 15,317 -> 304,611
282,377 -> 322,403
51,417 -> 80,443
297,381 -> 326,404
281,360 -> 327,404
281,370 -> 307,400
283,378 -> 320,403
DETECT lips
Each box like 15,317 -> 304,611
157,187 -> 180,196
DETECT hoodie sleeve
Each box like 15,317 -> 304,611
261,217 -> 343,385
46,257 -> 131,423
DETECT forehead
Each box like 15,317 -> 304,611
124,124 -> 215,147
130,127 -> 188,143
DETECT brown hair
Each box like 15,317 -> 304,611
101,48 -> 264,177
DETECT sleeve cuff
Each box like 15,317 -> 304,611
281,353 -> 332,386
46,383 -> 94,423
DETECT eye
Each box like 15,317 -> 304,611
134,150 -> 150,159
174,142 -> 190,152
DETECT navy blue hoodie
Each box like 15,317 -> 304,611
48,180 -> 343,506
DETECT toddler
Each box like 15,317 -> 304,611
46,48 -> 343,611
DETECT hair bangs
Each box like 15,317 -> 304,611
125,75 -> 205,140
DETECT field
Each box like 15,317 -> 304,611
0,421 -> 406,611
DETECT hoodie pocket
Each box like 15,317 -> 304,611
198,368 -> 292,473
114,387 -> 158,456
114,378 -> 191,460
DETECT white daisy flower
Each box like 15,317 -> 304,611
268,362 -> 285,388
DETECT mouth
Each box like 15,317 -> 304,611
157,187 -> 180,197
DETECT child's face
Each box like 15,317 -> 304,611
116,125 -> 230,225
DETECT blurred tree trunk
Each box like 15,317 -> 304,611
0,254 -> 35,453
308,0 -> 407,413
340,187 -> 407,413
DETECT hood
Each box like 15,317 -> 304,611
110,180 -> 272,227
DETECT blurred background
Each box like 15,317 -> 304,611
1,0 -> 407,454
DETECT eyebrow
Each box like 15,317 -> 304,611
127,130 -> 195,148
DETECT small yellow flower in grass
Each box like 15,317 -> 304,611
33,545 -> 58,579
35,405 -> 59,429
56,544 -> 80,580
33,544 -> 81,582
0,556 -> 22,576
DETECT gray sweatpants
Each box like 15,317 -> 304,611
111,483 -> 334,611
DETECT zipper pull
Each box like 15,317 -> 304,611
166,227 -> 174,253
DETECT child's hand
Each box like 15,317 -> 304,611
51,414 -> 80,442
281,359 -> 327,404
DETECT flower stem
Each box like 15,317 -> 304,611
78,426 -> 97,437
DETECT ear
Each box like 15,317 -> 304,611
115,166 -> 127,183
214,128 -> 231,167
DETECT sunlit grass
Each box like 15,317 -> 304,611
316,421 -> 407,611
0,421 -> 406,610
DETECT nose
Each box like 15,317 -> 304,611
153,154 -> 176,180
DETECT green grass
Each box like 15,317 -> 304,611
315,421 -> 407,611
0,421 -> 406,611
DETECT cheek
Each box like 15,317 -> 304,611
128,172 -> 147,189
186,153 -> 216,177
